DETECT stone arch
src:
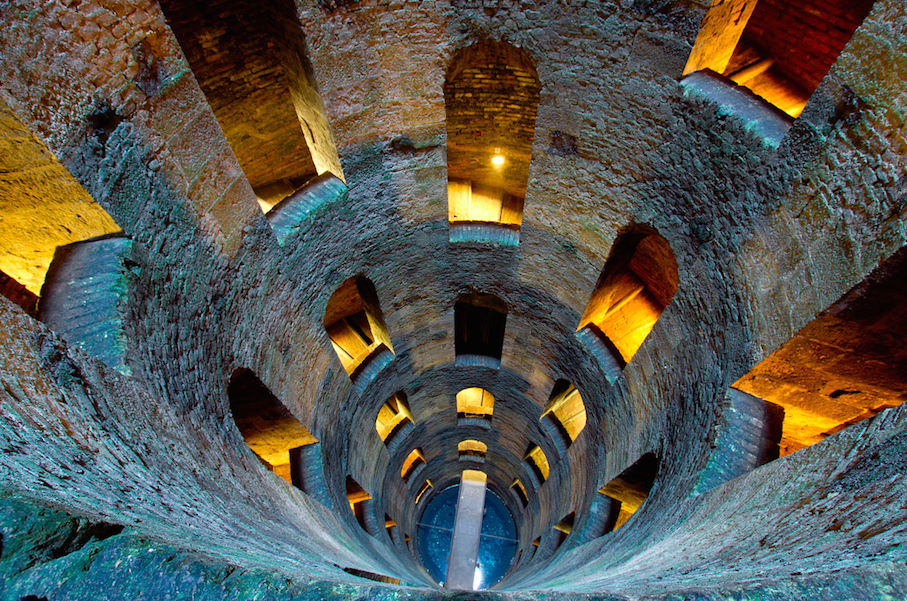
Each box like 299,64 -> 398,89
598,453 -> 660,531
540,380 -> 587,453
401,448 -> 427,483
227,368 -> 318,484
444,40 -> 541,243
376,392 -> 415,452
324,276 -> 394,379
458,439 -> 488,463
346,475 -> 379,535
731,245 -> 907,458
577,226 -> 678,382
415,479 -> 434,505
456,387 -> 495,427
510,478 -> 529,509
523,443 -> 550,490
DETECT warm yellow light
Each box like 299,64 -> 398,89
491,148 -> 504,167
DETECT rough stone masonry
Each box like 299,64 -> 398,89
0,0 -> 905,599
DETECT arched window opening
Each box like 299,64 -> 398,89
444,41 -> 541,244
346,476 -> 378,535
682,0 -> 877,119
386,514 -> 406,551
324,277 -> 394,379
554,512 -> 575,536
510,478 -> 529,509
540,380 -> 587,452
523,444 -> 550,490
577,227 -> 678,383
401,448 -> 427,483
599,453 -> 659,531
552,511 -> 575,553
0,97 -> 121,317
732,245 -> 907,458
227,369 -> 318,484
158,0 -> 343,214
376,392 -> 414,451
522,535 -> 539,563
385,514 -> 398,540
415,479 -> 434,505
456,387 -> 495,427
455,293 -> 507,368
458,439 -> 488,463
516,536 -> 535,564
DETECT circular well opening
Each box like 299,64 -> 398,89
417,484 -> 517,589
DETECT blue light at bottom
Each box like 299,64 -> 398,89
416,484 -> 517,589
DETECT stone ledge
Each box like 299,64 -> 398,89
680,69 -> 794,148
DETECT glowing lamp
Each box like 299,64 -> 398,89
491,148 -> 505,167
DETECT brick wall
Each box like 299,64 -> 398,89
0,0 -> 906,598
744,0 -> 877,93
158,0 -> 318,190
268,0 -> 344,180
0,269 -> 37,316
